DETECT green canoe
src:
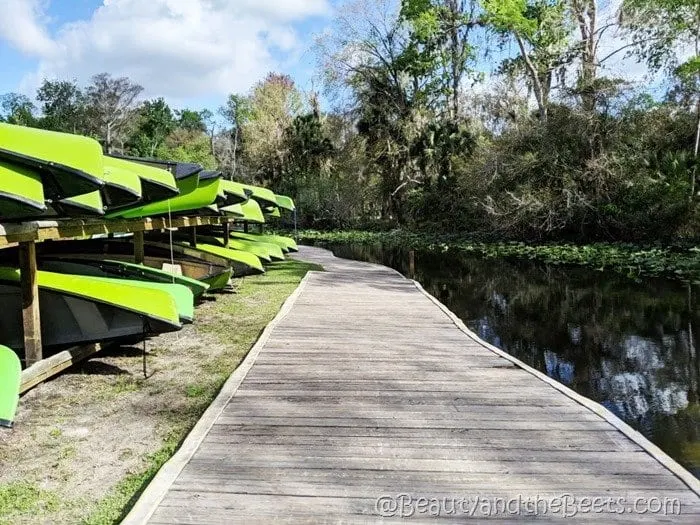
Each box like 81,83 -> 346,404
0,345 -> 21,428
237,200 -> 266,224
230,231 -> 299,252
41,261 -> 194,323
0,123 -> 104,199
104,155 -> 178,204
0,267 -> 181,350
111,175 -> 221,219
180,242 -> 265,275
0,160 -> 47,219
275,194 -> 296,211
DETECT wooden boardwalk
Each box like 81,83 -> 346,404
125,246 -> 700,524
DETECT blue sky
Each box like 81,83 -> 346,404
0,0 -> 336,112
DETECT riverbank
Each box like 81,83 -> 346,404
0,259 -> 321,525
298,230 -> 700,283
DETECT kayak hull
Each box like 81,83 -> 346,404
0,345 -> 21,428
0,284 -> 179,351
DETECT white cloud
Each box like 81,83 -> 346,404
0,0 -> 54,56
1,0 -> 331,99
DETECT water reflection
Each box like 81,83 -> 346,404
317,241 -> 700,478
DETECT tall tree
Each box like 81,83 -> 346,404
622,0 -> 700,199
242,73 -> 303,185
35,79 -> 85,134
0,93 -> 38,126
484,0 -> 571,121
401,0 -> 479,119
129,98 -> 174,157
219,94 -> 251,177
176,109 -> 207,132
85,73 -> 143,153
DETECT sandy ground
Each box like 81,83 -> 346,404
0,260 -> 317,524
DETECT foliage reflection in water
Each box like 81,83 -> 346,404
316,241 -> 700,479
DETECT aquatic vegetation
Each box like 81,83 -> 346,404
298,229 -> 700,283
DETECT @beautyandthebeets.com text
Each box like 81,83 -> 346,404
375,493 -> 683,518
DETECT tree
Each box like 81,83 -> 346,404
401,0 -> 479,119
129,98 -> 174,157
219,94 -> 251,177
0,93 -> 38,126
35,79 -> 85,133
241,73 -> 303,185
84,73 -> 143,153
484,0 -> 571,121
157,128 -> 216,169
176,109 -> 206,132
622,0 -> 700,200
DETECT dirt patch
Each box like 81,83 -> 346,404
0,259 -> 321,525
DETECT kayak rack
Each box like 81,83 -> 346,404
0,215 -> 239,380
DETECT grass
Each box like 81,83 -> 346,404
80,259 -> 320,525
0,482 -> 60,525
0,258 -> 321,525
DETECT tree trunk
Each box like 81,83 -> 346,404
691,98 -> 700,201
106,123 -> 112,154
573,0 -> 598,113
515,33 -> 548,121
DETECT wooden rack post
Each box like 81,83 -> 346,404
222,221 -> 230,247
133,231 -> 145,264
243,221 -> 249,233
189,227 -> 197,247
19,241 -> 42,366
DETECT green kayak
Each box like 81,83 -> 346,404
54,190 -> 105,216
179,233 -> 272,262
221,180 -> 249,206
237,200 -> 266,224
36,240 -> 232,292
40,260 -> 197,323
0,267 -> 181,350
180,242 -> 265,275
110,175 -> 221,219
230,231 -> 299,252
275,194 -> 296,211
240,183 -> 278,208
204,235 -> 284,261
264,207 -> 281,218
102,161 -> 142,209
104,155 -> 178,204
107,156 -> 202,180
0,345 -> 21,428
0,160 -> 47,219
220,203 -> 245,217
0,123 -> 104,199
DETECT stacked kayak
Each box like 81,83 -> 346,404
0,345 -> 21,428
230,231 -> 299,253
0,267 -> 181,350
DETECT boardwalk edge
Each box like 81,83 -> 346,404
412,279 -> 700,497
121,271 -> 317,525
